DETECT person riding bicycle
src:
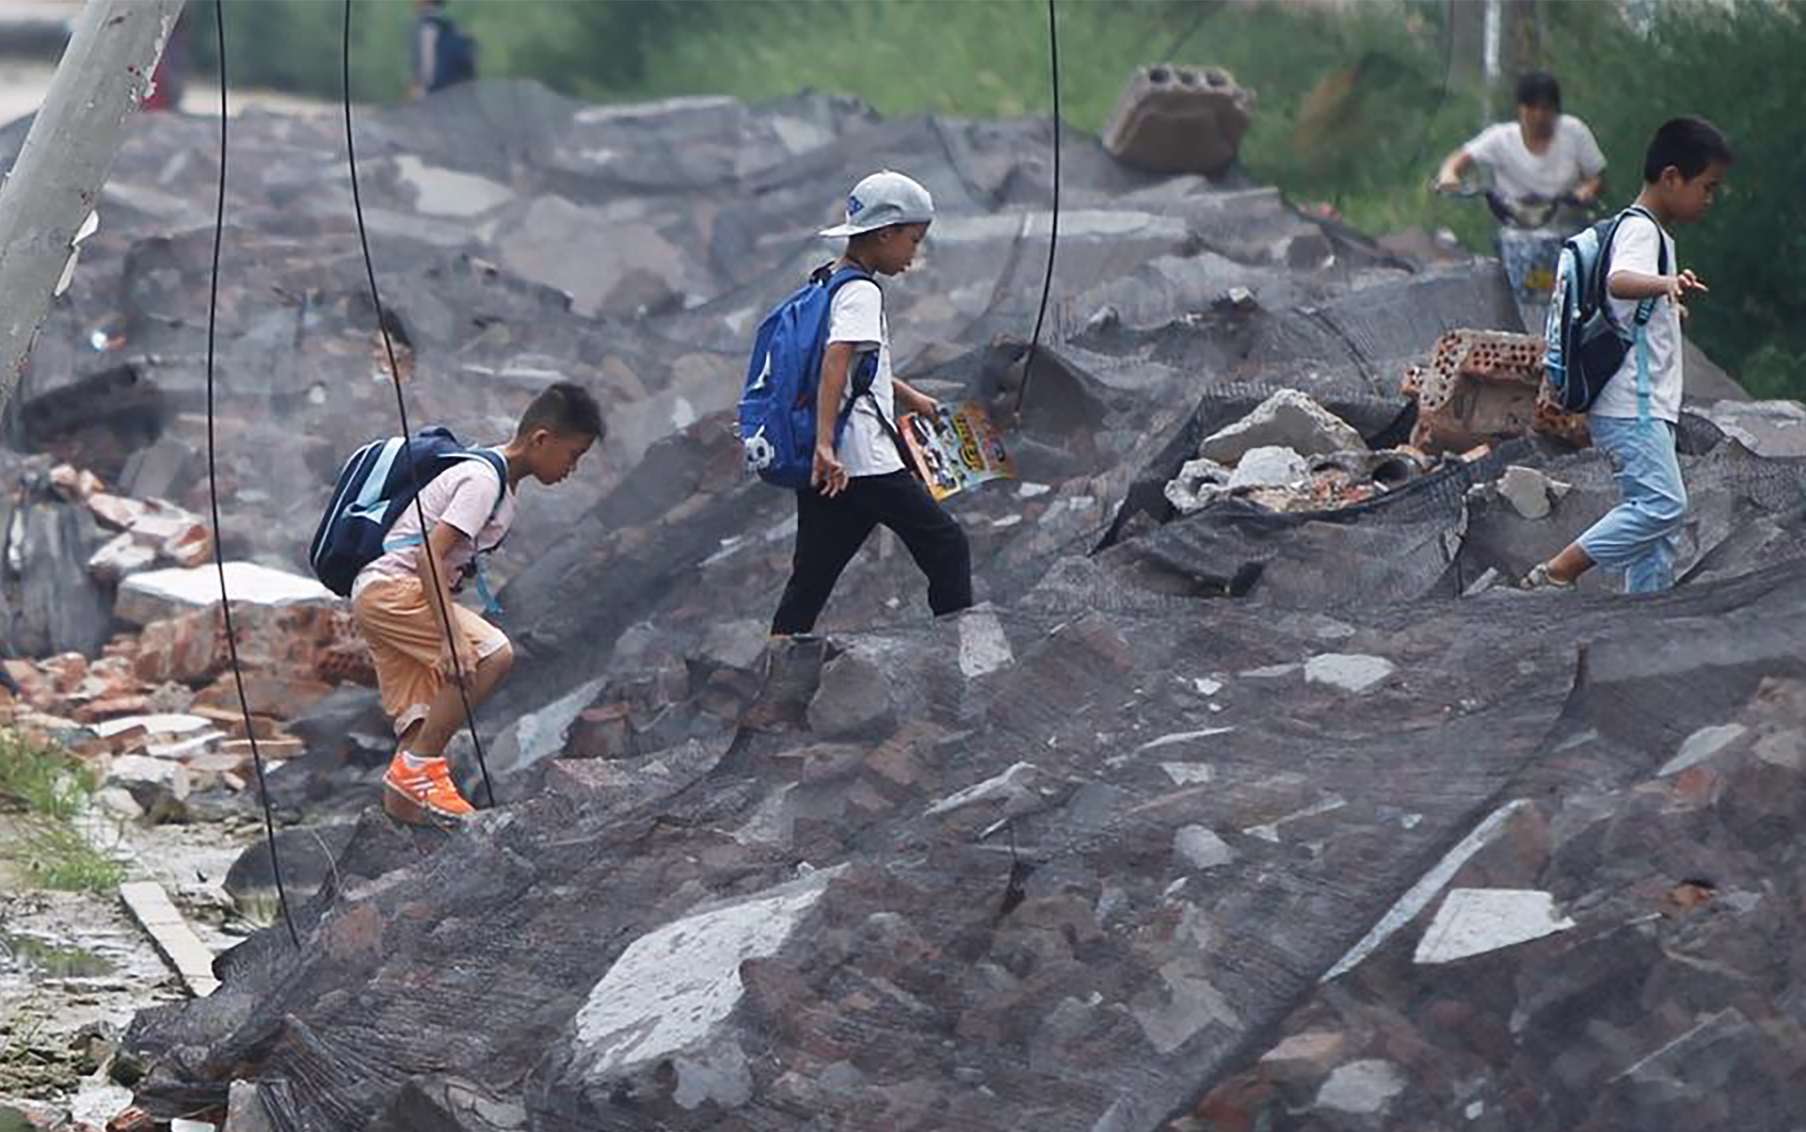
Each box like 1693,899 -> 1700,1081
1436,71 -> 1606,215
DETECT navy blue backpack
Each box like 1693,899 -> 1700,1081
309,427 -> 505,598
1543,205 -> 1670,414
737,264 -> 884,489
427,14 -> 478,90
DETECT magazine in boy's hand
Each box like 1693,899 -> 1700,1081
899,401 -> 1016,502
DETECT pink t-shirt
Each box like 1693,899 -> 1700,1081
350,450 -> 515,598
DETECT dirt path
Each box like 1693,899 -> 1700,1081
1,808 -> 265,1122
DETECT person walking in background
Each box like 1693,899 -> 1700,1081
410,0 -> 479,99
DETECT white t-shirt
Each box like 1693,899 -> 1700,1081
1590,210 -> 1682,423
826,279 -> 905,478
1463,115 -> 1606,203
350,451 -> 516,598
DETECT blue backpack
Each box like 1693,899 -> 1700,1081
309,427 -> 505,598
738,263 -> 884,489
1543,205 -> 1670,414
426,13 -> 478,90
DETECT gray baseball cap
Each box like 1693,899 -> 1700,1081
819,170 -> 935,238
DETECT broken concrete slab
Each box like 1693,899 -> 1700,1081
561,870 -> 837,1110
1303,653 -> 1395,694
118,880 -> 218,997
1413,887 -> 1575,964
115,563 -> 334,627
1198,389 -> 1365,465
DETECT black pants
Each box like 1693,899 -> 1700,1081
771,471 -> 973,634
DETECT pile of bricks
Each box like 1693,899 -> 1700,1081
2,466 -> 375,798
1402,330 -> 1588,453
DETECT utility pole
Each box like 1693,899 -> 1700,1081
0,0 -> 186,418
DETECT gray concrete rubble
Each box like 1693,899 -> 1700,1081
1197,389 -> 1366,464
0,76 -> 1792,1132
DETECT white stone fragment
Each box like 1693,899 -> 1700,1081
1315,1059 -> 1405,1115
1137,726 -> 1235,753
1226,445 -> 1308,491
92,713 -> 213,739
1304,653 -> 1396,694
571,871 -> 835,1081
1173,825 -> 1235,871
958,608 -> 1015,679
1496,464 -> 1566,519
1414,888 -> 1575,965
1323,800 -> 1530,982
1658,723 -> 1748,777
1160,762 -> 1215,786
116,562 -> 334,626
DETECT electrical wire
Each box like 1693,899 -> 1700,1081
1013,0 -> 1061,417
341,0 -> 496,809
204,0 -> 299,948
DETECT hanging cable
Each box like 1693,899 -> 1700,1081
1013,0 -> 1061,417
341,0 -> 496,808
204,0 -> 298,948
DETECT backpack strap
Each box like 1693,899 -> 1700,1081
819,266 -> 889,451
380,448 -> 510,616
1617,206 -> 1671,425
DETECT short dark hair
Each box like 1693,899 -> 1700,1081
1642,116 -> 1735,183
1515,71 -> 1561,110
517,381 -> 604,441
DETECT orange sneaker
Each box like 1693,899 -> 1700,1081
382,754 -> 475,826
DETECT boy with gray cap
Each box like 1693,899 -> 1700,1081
770,170 -> 973,634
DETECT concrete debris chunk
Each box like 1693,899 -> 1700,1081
1198,389 -> 1365,464
1226,445 -> 1308,491
1173,824 -> 1235,871
1303,653 -> 1395,694
1163,457 -> 1232,515
567,870 -> 837,1107
115,562 -> 335,627
1102,63 -> 1254,177
1494,464 -> 1570,520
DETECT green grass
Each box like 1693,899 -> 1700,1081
0,729 -> 96,821
10,821 -> 126,894
0,730 -> 123,894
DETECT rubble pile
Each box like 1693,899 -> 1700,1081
1164,389 -> 1441,515
1,465 -> 367,820
1,77 -> 1800,1132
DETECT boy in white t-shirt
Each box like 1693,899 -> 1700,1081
770,170 -> 973,634
352,382 -> 602,824
1437,72 -> 1606,207
1523,117 -> 1734,594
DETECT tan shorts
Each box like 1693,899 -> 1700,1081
351,575 -> 509,737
